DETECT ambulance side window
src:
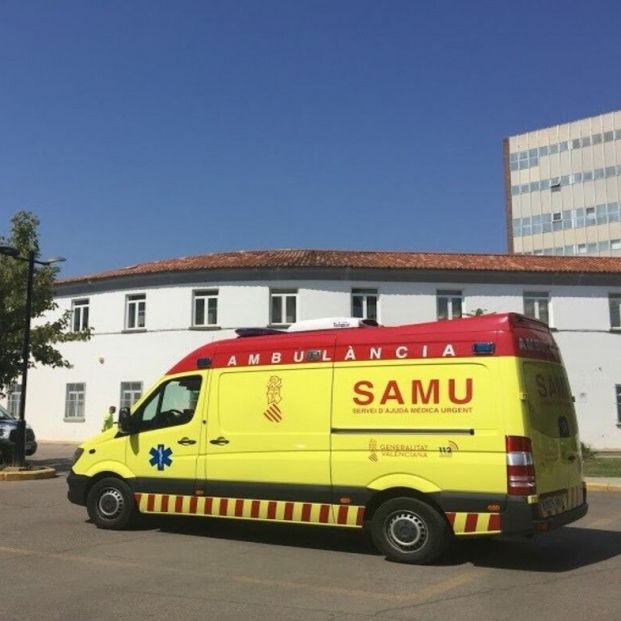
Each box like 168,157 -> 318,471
134,376 -> 202,432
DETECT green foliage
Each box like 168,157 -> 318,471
0,211 -> 91,393
582,457 -> 621,477
580,441 -> 596,461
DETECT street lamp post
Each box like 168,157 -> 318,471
0,245 -> 65,468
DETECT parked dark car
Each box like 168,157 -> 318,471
0,404 -> 37,463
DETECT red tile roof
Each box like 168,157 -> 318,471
58,249 -> 621,284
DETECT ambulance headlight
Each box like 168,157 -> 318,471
72,448 -> 84,465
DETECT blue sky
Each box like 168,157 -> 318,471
1,0 -> 621,277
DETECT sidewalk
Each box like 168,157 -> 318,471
584,477 -> 621,493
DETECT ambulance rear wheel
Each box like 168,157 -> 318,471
87,477 -> 136,530
370,497 -> 449,564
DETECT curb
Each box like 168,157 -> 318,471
0,467 -> 57,481
586,481 -> 621,493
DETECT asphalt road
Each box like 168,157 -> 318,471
0,444 -> 620,621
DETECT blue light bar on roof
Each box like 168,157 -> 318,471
472,342 -> 495,355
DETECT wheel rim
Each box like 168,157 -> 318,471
384,510 -> 428,552
98,487 -> 124,519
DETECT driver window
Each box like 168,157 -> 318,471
135,375 -> 202,432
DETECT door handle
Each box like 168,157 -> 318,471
209,436 -> 230,446
177,437 -> 197,446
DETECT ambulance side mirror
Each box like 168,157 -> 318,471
118,407 -> 135,434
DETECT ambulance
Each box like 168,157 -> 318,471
67,313 -> 587,564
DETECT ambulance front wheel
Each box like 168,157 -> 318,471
370,497 -> 450,564
86,477 -> 136,530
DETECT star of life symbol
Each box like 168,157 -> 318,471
264,376 -> 283,422
149,444 -> 173,471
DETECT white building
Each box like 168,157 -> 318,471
505,109 -> 621,256
3,249 -> 621,449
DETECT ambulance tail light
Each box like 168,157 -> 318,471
506,435 -> 536,496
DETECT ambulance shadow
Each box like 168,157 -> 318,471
445,527 -> 621,571
151,515 -> 378,556
28,456 -> 73,474
141,519 -> 621,569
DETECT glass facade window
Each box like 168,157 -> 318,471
437,290 -> 463,321
65,383 -> 86,421
120,382 -> 143,410
511,129 -> 621,171
126,294 -> 146,330
72,299 -> 90,332
352,288 -> 378,321
193,290 -> 218,327
610,294 -> 621,330
270,289 -> 297,326
524,292 -> 550,324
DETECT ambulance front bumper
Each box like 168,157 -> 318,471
67,471 -> 89,506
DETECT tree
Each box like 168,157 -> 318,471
0,211 -> 91,394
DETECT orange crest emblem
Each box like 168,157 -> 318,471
264,376 -> 283,422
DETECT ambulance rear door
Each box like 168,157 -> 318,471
521,360 -> 583,504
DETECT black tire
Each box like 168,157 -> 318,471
86,477 -> 136,530
370,497 -> 450,564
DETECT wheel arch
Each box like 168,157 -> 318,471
84,470 -> 134,503
364,487 -> 447,526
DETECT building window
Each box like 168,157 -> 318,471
71,299 -> 90,332
616,385 -> 621,424
126,294 -> 146,330
120,382 -> 143,410
270,289 -> 297,326
65,383 -> 86,421
7,383 -> 21,418
437,290 -> 463,321
610,294 -> 621,330
352,288 -> 378,321
524,292 -> 550,324
193,290 -> 218,327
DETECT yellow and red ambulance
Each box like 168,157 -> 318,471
68,313 -> 587,564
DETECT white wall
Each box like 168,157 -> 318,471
4,277 -> 620,449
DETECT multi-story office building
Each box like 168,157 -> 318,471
505,109 -> 621,256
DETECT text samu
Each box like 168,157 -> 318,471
353,378 -> 473,406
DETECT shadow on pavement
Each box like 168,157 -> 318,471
444,526 -> 621,571
143,515 -> 620,570
150,514 -> 379,557
28,456 -> 73,474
